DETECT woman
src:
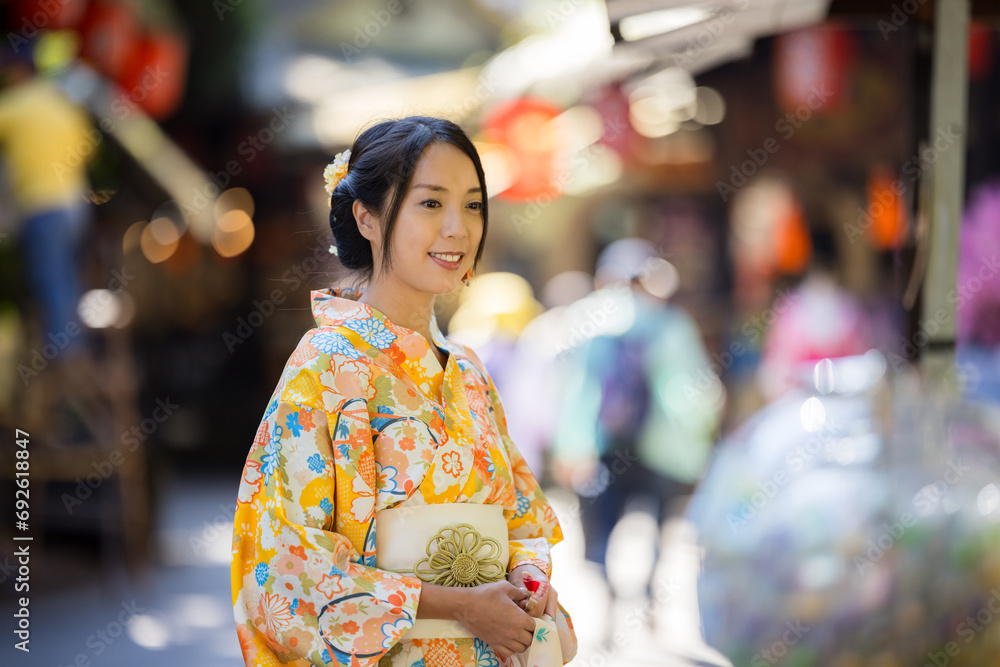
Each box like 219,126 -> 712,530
231,116 -> 575,666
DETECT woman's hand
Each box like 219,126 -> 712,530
452,581 -> 536,661
508,564 -> 559,619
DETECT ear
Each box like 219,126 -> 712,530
353,200 -> 380,243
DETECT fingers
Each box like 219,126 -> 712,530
492,626 -> 534,661
524,580 -> 550,618
495,645 -> 512,661
544,587 -> 558,618
505,582 -> 529,602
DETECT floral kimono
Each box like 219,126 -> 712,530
231,286 -> 572,666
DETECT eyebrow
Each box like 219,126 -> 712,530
412,183 -> 482,194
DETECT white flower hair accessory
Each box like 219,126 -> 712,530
324,149 -> 351,198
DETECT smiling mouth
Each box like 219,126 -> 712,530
428,252 -> 464,263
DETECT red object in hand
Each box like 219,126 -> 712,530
524,578 -> 540,593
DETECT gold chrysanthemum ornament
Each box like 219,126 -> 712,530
413,524 -> 505,587
324,149 -> 351,198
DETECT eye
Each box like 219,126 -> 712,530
421,199 -> 441,209
467,201 -> 483,211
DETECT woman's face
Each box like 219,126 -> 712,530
371,141 -> 484,297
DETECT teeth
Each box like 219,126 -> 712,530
430,253 -> 462,263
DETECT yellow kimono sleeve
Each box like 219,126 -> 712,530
231,395 -> 422,666
484,373 -> 563,577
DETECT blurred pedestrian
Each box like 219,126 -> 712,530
553,239 -> 722,595
756,242 -> 872,401
0,40 -> 94,353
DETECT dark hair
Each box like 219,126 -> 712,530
328,116 -> 489,282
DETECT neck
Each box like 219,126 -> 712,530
358,273 -> 437,344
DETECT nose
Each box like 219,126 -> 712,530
441,204 -> 468,240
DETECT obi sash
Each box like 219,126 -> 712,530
375,503 -> 563,666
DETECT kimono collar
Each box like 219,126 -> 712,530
310,286 -> 459,357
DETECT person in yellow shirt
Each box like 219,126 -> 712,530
0,42 -> 95,348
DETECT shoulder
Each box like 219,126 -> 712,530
274,326 -> 378,407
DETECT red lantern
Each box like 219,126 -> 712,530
480,98 -> 563,202
116,31 -> 188,119
969,23 -> 995,81
79,1 -> 140,81
774,23 -> 855,115
865,165 -> 907,250
7,0 -> 88,31
774,198 -> 812,276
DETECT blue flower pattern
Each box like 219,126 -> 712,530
381,617 -> 411,649
376,462 -> 399,494
514,487 -> 531,518
483,449 -> 495,476
344,317 -> 396,349
286,412 -> 302,437
310,331 -> 362,359
307,453 -> 325,474
254,562 -> 269,586
473,638 -> 500,666
261,423 -> 283,484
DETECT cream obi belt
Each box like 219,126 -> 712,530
375,503 -> 563,666
376,503 -> 509,590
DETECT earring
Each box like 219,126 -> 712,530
462,269 -> 472,286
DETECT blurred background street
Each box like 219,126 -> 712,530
2,0 -> 1000,665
